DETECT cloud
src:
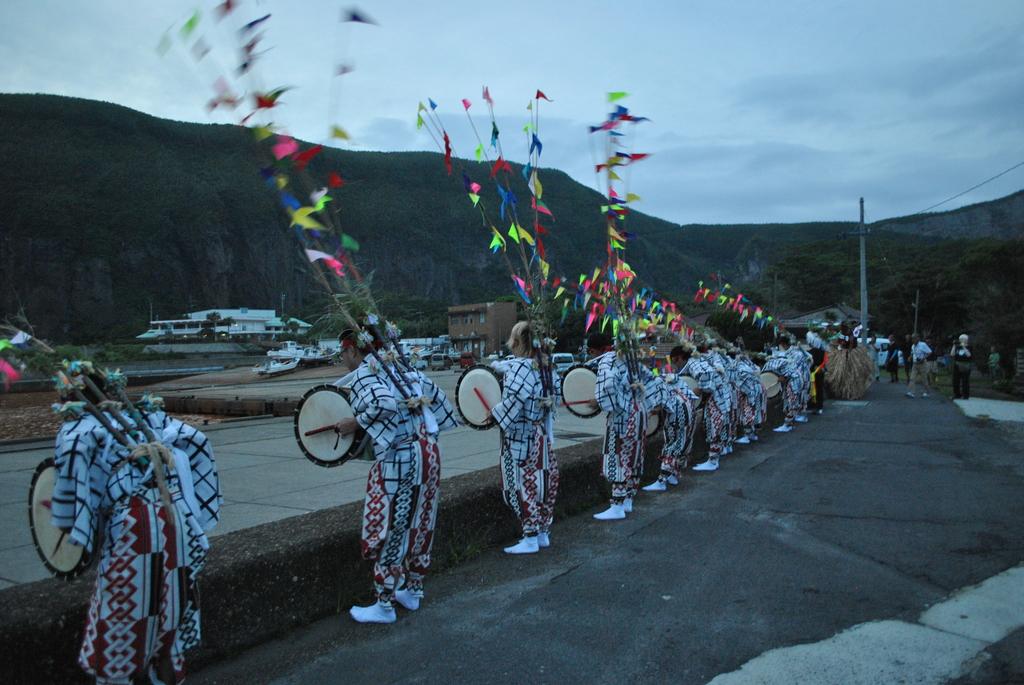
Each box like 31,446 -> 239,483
1,0 -> 1022,228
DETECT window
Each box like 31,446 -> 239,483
479,312 -> 486,324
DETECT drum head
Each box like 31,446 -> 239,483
759,371 -> 782,398
562,365 -> 600,418
681,375 -> 706,407
681,375 -> 700,394
29,457 -> 91,580
455,365 -> 502,430
294,384 -> 363,467
646,410 -> 662,438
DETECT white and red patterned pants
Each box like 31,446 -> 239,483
704,398 -> 728,458
738,392 -> 760,436
500,424 -> 558,536
657,396 -> 696,481
782,380 -> 801,423
360,427 -> 441,604
79,489 -> 205,685
602,401 -> 647,502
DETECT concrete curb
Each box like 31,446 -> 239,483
0,398 -> 780,684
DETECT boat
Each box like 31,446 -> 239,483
252,358 -> 300,376
267,341 -> 334,365
295,346 -> 333,365
268,341 -> 303,360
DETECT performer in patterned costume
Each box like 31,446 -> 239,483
52,372 -> 220,685
732,349 -> 767,444
767,336 -> 805,433
680,343 -> 733,472
805,331 -> 828,415
789,342 -> 813,423
490,322 -> 561,554
706,343 -> 737,455
717,345 -> 742,453
588,333 -> 655,520
336,330 -> 458,623
642,346 -> 700,492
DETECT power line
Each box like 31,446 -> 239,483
914,158 -> 1024,214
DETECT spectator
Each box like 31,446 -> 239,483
989,346 -> 1002,380
884,335 -> 900,383
906,333 -> 932,398
950,334 -> 972,399
925,338 -> 938,386
900,334 -> 914,383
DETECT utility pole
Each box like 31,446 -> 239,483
280,292 -> 286,317
855,198 -> 869,345
913,289 -> 920,336
772,272 -> 778,313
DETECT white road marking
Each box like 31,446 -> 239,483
707,564 -> 1024,685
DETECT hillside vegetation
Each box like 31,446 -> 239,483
1,94 -> 1020,345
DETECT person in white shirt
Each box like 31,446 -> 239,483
906,333 -> 932,398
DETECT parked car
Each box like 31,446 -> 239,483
871,338 -> 890,368
428,353 -> 451,371
459,351 -> 477,369
551,352 -> 575,375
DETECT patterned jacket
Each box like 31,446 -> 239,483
733,356 -> 766,404
344,359 -> 459,456
682,355 -> 732,414
492,357 -> 562,464
764,352 -> 804,393
592,351 -> 655,433
52,411 -> 220,554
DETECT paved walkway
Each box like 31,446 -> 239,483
192,380 -> 1024,685
0,369 -> 604,589
954,397 -> 1024,423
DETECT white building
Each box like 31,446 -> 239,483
136,308 -> 312,341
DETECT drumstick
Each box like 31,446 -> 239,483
51,529 -> 68,558
304,424 -> 339,437
472,387 -> 492,414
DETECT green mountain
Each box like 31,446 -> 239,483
0,94 -> 1020,343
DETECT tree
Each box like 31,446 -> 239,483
705,310 -> 775,351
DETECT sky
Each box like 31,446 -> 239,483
2,0 -> 1022,226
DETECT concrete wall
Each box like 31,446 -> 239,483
0,398 -> 780,684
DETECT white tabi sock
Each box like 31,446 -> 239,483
735,435 -> 751,444
667,474 -> 680,486
394,589 -> 421,611
593,503 -> 626,520
504,536 -> 540,555
642,480 -> 668,492
350,601 -> 397,624
538,532 -> 550,548
623,497 -> 634,513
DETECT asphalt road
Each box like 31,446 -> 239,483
193,382 -> 1024,685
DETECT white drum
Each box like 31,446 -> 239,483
455,365 -> 502,430
759,371 -> 782,398
294,384 -> 366,467
561,365 -> 600,418
29,457 -> 94,580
